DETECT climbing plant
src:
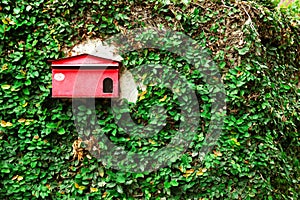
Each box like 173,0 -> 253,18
0,0 -> 299,199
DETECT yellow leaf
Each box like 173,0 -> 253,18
231,138 -> 240,146
2,18 -> 8,24
78,186 -> 86,190
196,171 -> 203,176
237,71 -> 243,77
183,169 -> 194,177
20,69 -> 26,75
196,168 -> 207,176
183,173 -> 191,178
11,87 -> 20,92
24,119 -> 33,125
186,169 -> 194,174
99,167 -> 105,177
1,85 -> 11,90
159,95 -> 167,102
9,20 -> 15,25
22,102 -> 28,107
0,120 -> 6,127
213,150 -> 222,157
2,64 -> 8,71
17,176 -> 23,181
18,118 -> 26,123
138,90 -> 147,101
90,187 -> 98,192
148,139 -> 156,145
178,166 -> 184,172
1,120 -> 12,127
74,183 -> 80,188
6,122 -> 12,127
102,191 -> 108,198
12,175 -> 19,180
33,135 -> 39,140
139,95 -> 146,101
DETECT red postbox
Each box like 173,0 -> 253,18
49,54 -> 120,98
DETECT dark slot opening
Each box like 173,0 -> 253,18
103,78 -> 113,93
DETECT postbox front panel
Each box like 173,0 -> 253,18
52,69 -> 119,98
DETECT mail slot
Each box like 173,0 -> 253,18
49,54 -> 120,98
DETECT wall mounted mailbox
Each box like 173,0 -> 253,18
49,54 -> 120,98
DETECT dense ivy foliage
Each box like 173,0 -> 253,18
0,0 -> 299,199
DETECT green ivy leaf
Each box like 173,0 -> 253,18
1,168 -> 10,173
14,7 -> 21,14
116,175 -> 126,183
164,181 -> 171,189
57,128 -> 65,135
46,123 -> 57,129
176,14 -> 182,21
170,180 -> 179,186
15,74 -> 25,79
237,46 -> 250,55
117,185 -> 123,194
23,88 -> 30,95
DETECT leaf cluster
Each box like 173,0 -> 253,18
0,0 -> 299,199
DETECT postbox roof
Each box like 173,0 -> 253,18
49,54 -> 120,67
